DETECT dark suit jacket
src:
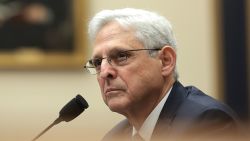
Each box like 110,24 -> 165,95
102,81 -> 242,141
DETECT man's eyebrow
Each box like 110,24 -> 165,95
92,47 -> 130,58
109,48 -> 128,53
112,46 -> 137,52
91,53 -> 102,59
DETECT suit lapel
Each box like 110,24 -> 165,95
151,81 -> 188,140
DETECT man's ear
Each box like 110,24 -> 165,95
159,46 -> 176,76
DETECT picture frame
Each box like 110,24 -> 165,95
0,0 -> 87,70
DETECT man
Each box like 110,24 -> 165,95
84,8 -> 241,141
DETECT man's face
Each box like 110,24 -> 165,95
92,22 -> 164,115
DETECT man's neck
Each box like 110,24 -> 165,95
126,78 -> 175,130
132,86 -> 173,141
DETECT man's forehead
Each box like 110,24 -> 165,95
95,21 -> 130,42
91,22 -> 145,58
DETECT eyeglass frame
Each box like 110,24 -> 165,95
84,48 -> 161,74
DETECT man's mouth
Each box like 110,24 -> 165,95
104,88 -> 123,96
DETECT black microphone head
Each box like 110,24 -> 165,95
59,94 -> 89,122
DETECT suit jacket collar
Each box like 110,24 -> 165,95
151,81 -> 188,139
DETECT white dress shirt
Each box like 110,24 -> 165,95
132,87 -> 172,141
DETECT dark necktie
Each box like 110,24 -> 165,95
132,133 -> 144,141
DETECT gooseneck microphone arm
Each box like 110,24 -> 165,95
31,94 -> 89,141
31,117 -> 62,141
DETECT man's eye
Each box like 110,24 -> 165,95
115,52 -> 129,62
92,58 -> 102,67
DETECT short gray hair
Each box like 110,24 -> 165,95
88,8 -> 178,79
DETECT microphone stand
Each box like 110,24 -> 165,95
31,94 -> 88,141
31,118 -> 62,141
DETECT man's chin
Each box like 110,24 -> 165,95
107,100 -> 128,113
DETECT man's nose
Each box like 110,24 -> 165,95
99,59 -> 117,79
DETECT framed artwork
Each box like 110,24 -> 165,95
0,0 -> 87,70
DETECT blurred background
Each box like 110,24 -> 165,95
0,0 -> 249,141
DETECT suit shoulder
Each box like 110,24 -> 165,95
179,86 -> 238,119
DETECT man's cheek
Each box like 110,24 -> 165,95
97,79 -> 104,90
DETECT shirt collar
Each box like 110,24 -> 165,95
132,87 -> 172,141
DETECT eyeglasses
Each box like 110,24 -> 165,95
84,48 -> 161,74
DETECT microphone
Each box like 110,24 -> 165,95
31,94 -> 89,141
